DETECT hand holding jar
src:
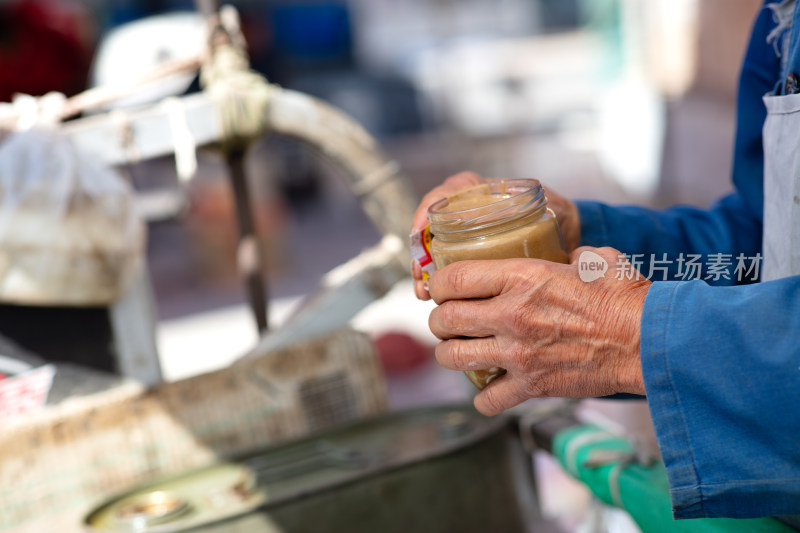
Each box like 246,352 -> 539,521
411,172 -> 649,412
427,249 -> 649,415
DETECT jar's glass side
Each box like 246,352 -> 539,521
431,212 -> 568,269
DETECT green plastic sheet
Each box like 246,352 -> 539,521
553,425 -> 796,533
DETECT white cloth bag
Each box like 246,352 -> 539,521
0,127 -> 144,305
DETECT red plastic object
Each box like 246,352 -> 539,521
374,332 -> 431,374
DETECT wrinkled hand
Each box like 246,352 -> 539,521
411,172 -> 581,300
427,247 -> 649,416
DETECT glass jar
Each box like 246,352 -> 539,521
427,178 -> 568,390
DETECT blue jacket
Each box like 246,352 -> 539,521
576,1 -> 800,520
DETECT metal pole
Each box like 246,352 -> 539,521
194,0 -> 222,19
195,0 -> 268,333
195,0 -> 231,49
227,147 -> 269,332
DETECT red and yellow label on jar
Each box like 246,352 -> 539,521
409,225 -> 435,283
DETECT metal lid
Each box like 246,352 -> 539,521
85,463 -> 264,532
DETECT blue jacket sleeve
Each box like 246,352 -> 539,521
577,194 -> 762,276
641,278 -> 800,519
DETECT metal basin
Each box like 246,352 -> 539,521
85,405 -> 542,533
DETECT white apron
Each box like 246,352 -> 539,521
762,91 -> 800,281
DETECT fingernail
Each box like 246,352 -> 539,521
423,281 -> 429,292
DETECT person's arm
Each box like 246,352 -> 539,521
576,194 -> 762,280
641,277 -> 800,519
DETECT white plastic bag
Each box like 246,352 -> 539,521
0,127 -> 144,305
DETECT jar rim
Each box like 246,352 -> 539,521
428,178 -> 546,236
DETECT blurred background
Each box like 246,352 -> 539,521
0,0 -> 762,400
0,0 -> 765,530
0,0 -> 764,403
